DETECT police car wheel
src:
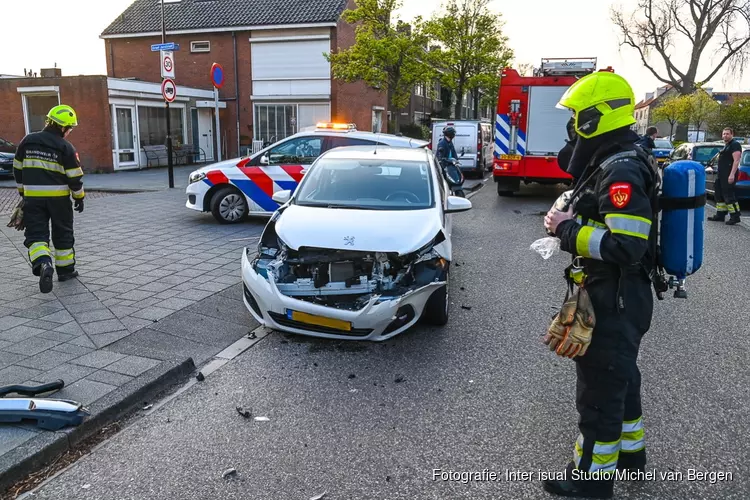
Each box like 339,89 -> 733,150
211,186 -> 248,224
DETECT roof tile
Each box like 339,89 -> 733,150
102,0 -> 348,36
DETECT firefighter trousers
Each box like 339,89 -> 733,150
23,197 -> 76,276
570,272 -> 652,487
714,166 -> 740,215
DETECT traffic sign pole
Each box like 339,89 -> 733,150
161,0 -> 174,189
210,63 -> 225,162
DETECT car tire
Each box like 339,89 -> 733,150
211,186 -> 248,224
423,279 -> 449,326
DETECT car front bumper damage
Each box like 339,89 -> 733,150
240,241 -> 448,341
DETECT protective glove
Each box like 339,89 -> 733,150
555,287 -> 595,358
544,290 -> 578,352
6,199 -> 24,231
74,198 -> 84,213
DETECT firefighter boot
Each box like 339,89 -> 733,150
616,449 -> 647,479
726,212 -> 741,225
542,462 -> 614,499
39,262 -> 54,294
708,211 -> 727,221
58,270 -> 79,282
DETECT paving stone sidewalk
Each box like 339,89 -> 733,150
0,188 -> 266,474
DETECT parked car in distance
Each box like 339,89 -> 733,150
0,137 -> 17,154
429,120 -> 493,177
651,138 -> 673,165
0,152 -> 14,177
666,141 -> 724,168
704,145 -> 750,200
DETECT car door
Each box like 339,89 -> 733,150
241,135 -> 323,213
705,152 -> 718,194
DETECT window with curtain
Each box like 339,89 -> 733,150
138,106 -> 184,146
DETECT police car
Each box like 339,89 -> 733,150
186,123 -> 427,223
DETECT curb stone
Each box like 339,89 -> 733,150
0,357 -> 195,494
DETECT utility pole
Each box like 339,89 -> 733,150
162,0 -> 174,188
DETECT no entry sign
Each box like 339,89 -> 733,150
211,63 -> 225,89
162,78 -> 177,102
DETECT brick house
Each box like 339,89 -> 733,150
0,72 -> 219,172
100,0 -> 388,161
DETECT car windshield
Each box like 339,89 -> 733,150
294,158 -> 434,210
654,139 -> 672,149
741,150 -> 750,165
695,146 -> 722,163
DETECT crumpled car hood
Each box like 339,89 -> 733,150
274,204 -> 444,255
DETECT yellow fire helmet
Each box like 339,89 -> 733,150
556,70 -> 636,139
46,104 -> 78,128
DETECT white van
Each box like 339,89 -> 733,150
430,120 -> 493,177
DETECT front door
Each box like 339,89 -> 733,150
197,109 -> 214,161
113,106 -> 138,170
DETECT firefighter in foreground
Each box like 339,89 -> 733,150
708,126 -> 742,225
13,105 -> 84,293
542,71 -> 656,498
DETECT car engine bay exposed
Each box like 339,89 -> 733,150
251,219 -> 448,310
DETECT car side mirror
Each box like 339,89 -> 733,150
272,189 -> 292,205
446,196 -> 472,213
260,155 -> 270,166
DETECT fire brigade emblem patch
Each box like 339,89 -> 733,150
609,182 -> 631,209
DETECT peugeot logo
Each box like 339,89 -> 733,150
344,236 -> 355,246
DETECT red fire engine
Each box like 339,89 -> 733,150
492,57 -> 599,195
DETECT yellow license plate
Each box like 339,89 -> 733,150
288,310 -> 352,332
500,154 -> 522,160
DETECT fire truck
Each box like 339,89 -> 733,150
492,57 -> 599,195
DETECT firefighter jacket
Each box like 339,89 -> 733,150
555,145 -> 656,269
13,127 -> 85,200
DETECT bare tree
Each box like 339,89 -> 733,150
612,0 -> 750,95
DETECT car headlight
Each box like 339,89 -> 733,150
189,171 -> 207,184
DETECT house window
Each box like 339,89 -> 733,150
191,41 -> 210,53
23,94 -> 60,133
254,104 -> 297,144
372,109 -> 383,133
137,106 -> 184,146
415,83 -> 425,96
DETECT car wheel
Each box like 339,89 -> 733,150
423,278 -> 449,326
211,186 -> 248,224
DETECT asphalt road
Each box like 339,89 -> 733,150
26,181 -> 750,500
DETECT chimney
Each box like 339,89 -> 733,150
645,92 -> 654,101
41,67 -> 62,78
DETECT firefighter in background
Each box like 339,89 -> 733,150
435,126 -> 458,163
13,105 -> 85,293
543,71 -> 657,499
636,126 -> 657,152
708,127 -> 742,225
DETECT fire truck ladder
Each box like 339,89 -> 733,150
535,57 -> 597,77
